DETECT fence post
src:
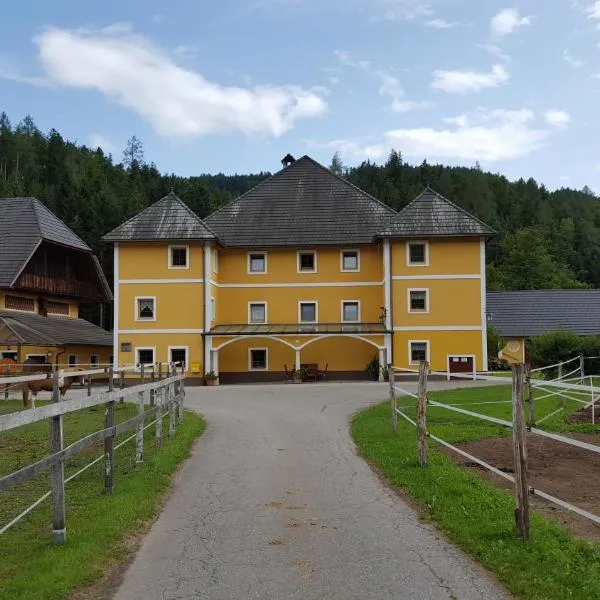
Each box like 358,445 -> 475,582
591,376 -> 596,426
389,364 -> 397,434
4,383 -> 8,399
525,364 -> 535,428
141,363 -> 145,385
417,361 -> 429,467
87,370 -> 92,397
512,363 -> 530,540
169,365 -> 176,439
580,354 -> 585,385
119,370 -> 125,403
178,362 -> 185,424
50,368 -> 66,543
136,390 -> 144,465
104,366 -> 115,494
155,381 -> 163,448
158,361 -> 163,381
150,364 -> 155,407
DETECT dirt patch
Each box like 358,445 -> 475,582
568,400 -> 600,424
442,432 -> 600,543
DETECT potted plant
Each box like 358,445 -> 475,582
204,371 -> 219,386
291,367 -> 307,383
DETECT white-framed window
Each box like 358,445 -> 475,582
249,348 -> 268,371
248,252 -> 267,274
248,302 -> 267,324
298,301 -> 318,323
409,340 -> 430,364
408,288 -> 429,313
135,297 -> 156,321
211,297 -> 216,322
406,241 -> 429,266
1,351 -> 18,361
68,354 -> 77,367
168,346 -> 188,372
341,249 -> 360,272
297,251 -> 317,273
90,355 -> 99,367
136,347 -> 156,369
341,300 -> 360,322
168,245 -> 189,269
213,250 -> 219,273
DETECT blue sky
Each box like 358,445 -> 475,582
2,1 -> 600,190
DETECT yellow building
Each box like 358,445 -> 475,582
104,155 -> 493,382
0,197 -> 113,367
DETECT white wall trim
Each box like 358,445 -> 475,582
393,325 -> 483,331
340,248 -> 360,272
408,339 -> 430,365
480,237 -> 488,372
248,347 -> 269,371
113,243 -> 119,368
204,243 -> 212,373
392,274 -> 480,280
118,328 -> 204,334
134,296 -> 157,322
297,334 -> 384,351
211,280 -> 383,288
406,240 -> 429,267
383,238 -> 392,366
119,278 -> 205,284
213,336 -> 297,352
297,250 -> 318,274
167,244 -> 190,270
248,301 -> 268,324
407,287 -> 430,314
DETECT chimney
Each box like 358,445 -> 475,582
281,154 -> 296,168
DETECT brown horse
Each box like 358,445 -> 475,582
22,369 -> 86,408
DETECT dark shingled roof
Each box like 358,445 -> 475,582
204,156 -> 397,247
382,187 -> 495,238
102,192 -> 216,242
486,290 -> 600,338
0,311 -> 113,346
0,198 -> 91,288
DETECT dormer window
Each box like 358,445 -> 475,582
169,245 -> 189,269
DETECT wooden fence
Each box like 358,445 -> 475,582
0,364 -> 185,543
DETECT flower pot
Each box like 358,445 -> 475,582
205,379 -> 218,386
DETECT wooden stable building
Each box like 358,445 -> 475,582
0,197 -> 113,367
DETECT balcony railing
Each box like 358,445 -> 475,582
15,272 -> 102,300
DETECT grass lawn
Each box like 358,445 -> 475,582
352,385 -> 600,600
0,399 -> 205,600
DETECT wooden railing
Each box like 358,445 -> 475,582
15,272 -> 102,300
0,365 -> 185,542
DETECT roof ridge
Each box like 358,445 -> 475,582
170,193 -> 220,238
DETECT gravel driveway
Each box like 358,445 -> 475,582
113,381 -> 508,600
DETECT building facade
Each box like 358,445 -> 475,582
104,156 -> 493,382
0,197 -> 113,367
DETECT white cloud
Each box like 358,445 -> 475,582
563,49 -> 584,68
431,64 -> 509,94
334,49 -> 371,70
491,8 -> 532,37
374,0 -> 433,21
478,44 -> 510,62
319,108 -> 553,163
424,18 -> 458,29
30,25 -> 327,138
544,109 -> 571,127
89,133 -> 116,154
587,1 -> 600,25
376,71 -> 432,112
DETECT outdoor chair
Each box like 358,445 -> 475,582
318,363 -> 328,381
283,364 -> 293,382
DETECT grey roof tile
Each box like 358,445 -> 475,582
382,187 -> 495,238
204,156 -> 398,247
0,311 -> 113,346
486,290 -> 600,338
102,192 -> 216,242
0,197 -> 91,288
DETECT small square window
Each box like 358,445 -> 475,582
68,355 -> 77,367
170,246 -> 188,268
249,303 -> 266,324
408,242 -> 427,265
137,298 -> 155,320
409,290 -> 428,312
137,348 -> 155,366
299,302 -> 317,323
249,253 -> 266,273
298,252 -> 316,272
410,342 -> 428,363
342,250 -> 359,271
90,355 -> 99,367
342,301 -> 360,322
170,348 -> 187,369
250,349 -> 267,370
